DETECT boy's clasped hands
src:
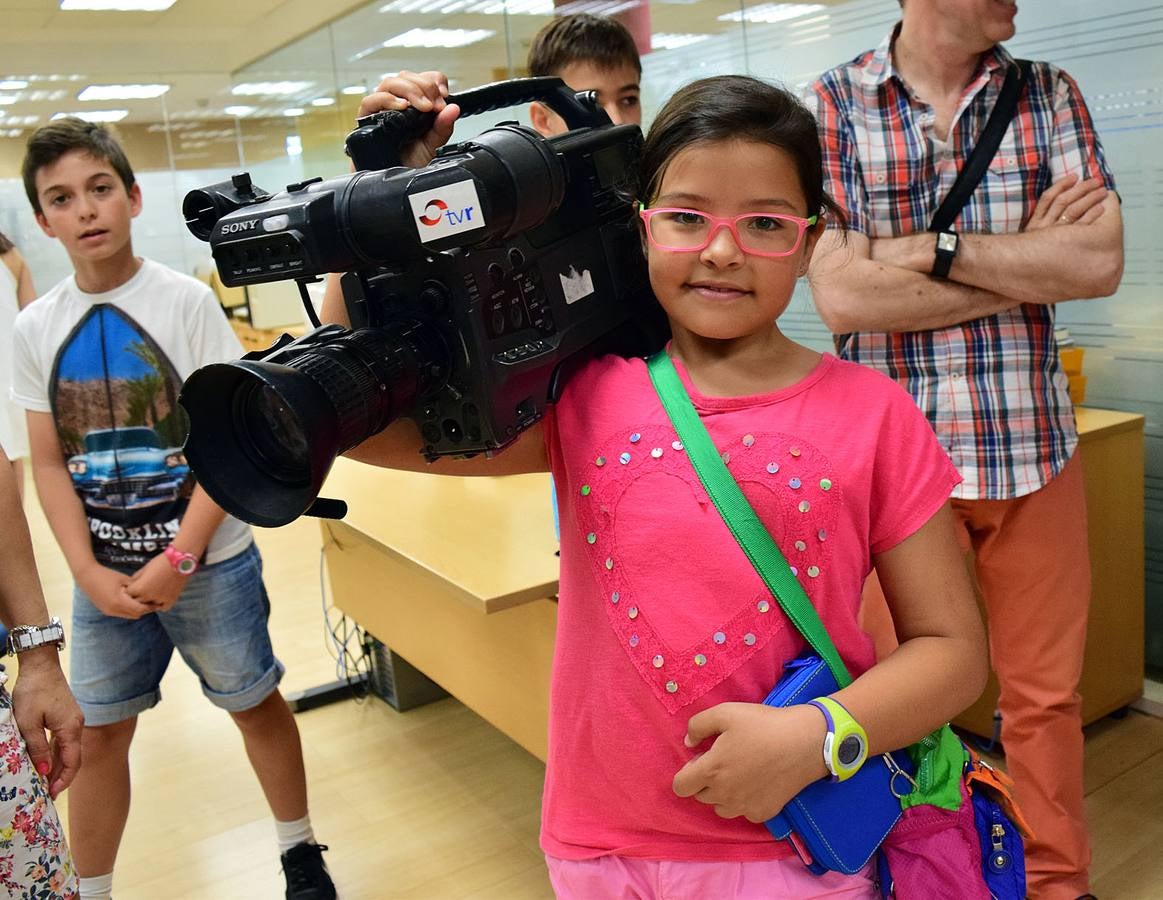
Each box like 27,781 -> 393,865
76,555 -> 186,619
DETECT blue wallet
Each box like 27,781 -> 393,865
762,653 -> 915,875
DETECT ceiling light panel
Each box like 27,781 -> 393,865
717,3 -> 825,24
651,32 -> 711,51
382,28 -> 495,49
231,81 -> 315,97
51,109 -> 129,122
379,0 -> 551,14
60,0 -> 176,9
553,0 -> 641,16
28,90 -> 69,102
351,29 -> 494,59
78,83 -> 171,101
169,107 -> 271,121
0,80 -> 29,90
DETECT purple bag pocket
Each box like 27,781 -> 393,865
878,779 -> 990,899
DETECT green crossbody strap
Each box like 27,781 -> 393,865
646,350 -> 852,689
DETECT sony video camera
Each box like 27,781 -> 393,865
179,77 -> 665,527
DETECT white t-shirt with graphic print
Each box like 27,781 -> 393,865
12,258 -> 251,567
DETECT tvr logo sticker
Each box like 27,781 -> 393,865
409,181 -> 485,243
418,199 -> 449,226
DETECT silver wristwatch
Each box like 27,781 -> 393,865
5,617 -> 66,655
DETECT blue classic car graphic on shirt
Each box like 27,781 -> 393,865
67,426 -> 189,511
50,305 -> 194,566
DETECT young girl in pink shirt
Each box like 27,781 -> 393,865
335,75 -> 988,899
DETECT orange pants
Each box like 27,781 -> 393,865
861,452 -> 1091,899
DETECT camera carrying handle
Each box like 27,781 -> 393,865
346,76 -> 608,171
447,76 -> 608,128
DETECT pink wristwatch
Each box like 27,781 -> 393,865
163,545 -> 200,576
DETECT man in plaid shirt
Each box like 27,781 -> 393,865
807,1 -> 1123,897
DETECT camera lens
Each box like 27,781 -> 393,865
181,322 -> 449,526
234,382 -> 310,486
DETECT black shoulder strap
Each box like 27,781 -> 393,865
929,59 -> 1031,234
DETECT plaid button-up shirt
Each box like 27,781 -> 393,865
807,29 -> 1115,500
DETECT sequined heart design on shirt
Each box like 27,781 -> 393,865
574,424 -> 840,714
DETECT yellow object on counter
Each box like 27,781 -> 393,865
1068,373 -> 1088,405
1060,346 -> 1085,375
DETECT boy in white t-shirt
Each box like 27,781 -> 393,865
11,118 -> 337,900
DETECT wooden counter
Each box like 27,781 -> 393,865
320,407 -> 1147,758
319,462 -> 560,760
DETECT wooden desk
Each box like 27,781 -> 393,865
319,460 -> 559,760
953,407 -> 1146,737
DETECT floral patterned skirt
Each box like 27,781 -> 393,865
0,672 -> 77,900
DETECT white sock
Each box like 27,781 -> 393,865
275,814 -> 315,854
78,873 -> 114,900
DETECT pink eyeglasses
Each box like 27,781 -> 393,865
639,206 -> 819,258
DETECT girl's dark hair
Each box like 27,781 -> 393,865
639,75 -> 846,229
0,230 -> 12,254
22,117 -> 136,215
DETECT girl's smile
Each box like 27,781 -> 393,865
644,138 -> 823,346
686,279 -> 752,302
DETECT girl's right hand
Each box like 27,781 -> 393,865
671,701 -> 828,823
358,70 -> 461,169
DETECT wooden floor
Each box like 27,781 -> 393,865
17,471 -> 1163,899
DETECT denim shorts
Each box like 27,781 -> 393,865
70,542 -> 285,726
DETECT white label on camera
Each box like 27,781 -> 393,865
559,265 -> 594,305
409,180 -> 485,243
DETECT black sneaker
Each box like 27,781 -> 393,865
280,842 -> 337,900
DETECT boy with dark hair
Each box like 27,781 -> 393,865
527,11 -> 642,78
12,117 -> 337,900
525,12 -> 642,134
356,12 -> 643,170
20,118 -> 136,216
